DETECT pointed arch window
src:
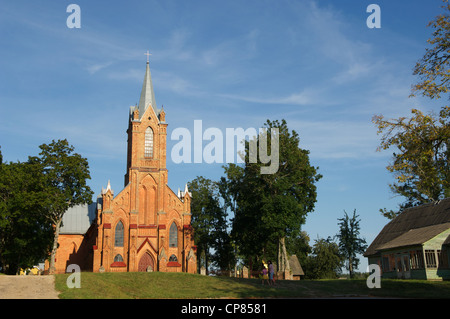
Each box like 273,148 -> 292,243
169,254 -> 178,262
115,221 -> 124,247
145,127 -> 154,158
169,222 -> 178,247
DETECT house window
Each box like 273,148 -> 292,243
425,250 -> 437,268
388,254 -> 395,271
169,254 -> 178,262
169,222 -> 177,248
145,127 -> 154,158
438,250 -> 449,268
115,221 -> 124,247
410,250 -> 424,269
382,256 -> 391,272
114,254 -> 123,262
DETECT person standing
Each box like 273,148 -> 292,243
261,264 -> 269,285
268,260 -> 275,286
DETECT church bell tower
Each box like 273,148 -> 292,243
124,57 -> 168,187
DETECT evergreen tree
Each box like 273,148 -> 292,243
336,210 -> 367,278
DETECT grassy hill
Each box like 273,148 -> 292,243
55,272 -> 450,299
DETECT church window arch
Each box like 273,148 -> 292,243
114,254 -> 124,262
169,222 -> 178,248
115,221 -> 124,247
144,127 -> 154,158
169,254 -> 178,262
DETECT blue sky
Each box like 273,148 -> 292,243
0,0 -> 446,272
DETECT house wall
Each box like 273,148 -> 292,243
423,229 -> 450,280
371,229 -> 450,280
367,256 -> 380,270
377,246 -> 427,280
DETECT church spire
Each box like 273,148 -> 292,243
137,53 -> 157,119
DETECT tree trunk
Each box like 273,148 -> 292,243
348,256 -> 353,279
278,239 -> 283,272
280,237 -> 290,273
49,218 -> 62,275
205,246 -> 209,275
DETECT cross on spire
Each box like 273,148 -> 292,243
145,50 -> 152,63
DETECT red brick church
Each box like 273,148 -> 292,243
47,59 -> 197,274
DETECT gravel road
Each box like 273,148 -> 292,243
0,275 -> 59,299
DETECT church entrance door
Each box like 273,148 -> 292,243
138,253 -> 154,272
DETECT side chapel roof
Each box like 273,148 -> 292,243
59,202 -> 97,235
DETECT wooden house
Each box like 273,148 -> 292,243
364,198 -> 450,280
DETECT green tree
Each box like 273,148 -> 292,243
0,160 -> 53,274
286,231 -> 311,270
227,119 -> 321,273
223,163 -> 266,271
188,176 -> 234,274
335,210 -> 367,279
373,108 -> 449,213
304,237 -> 343,279
31,139 -> 93,274
374,1 -> 450,218
411,0 -> 450,100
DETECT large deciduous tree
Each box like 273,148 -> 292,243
374,1 -> 450,218
31,139 -> 93,274
0,158 -> 53,274
373,108 -> 449,211
188,176 -> 234,274
411,0 -> 450,100
227,119 -> 321,273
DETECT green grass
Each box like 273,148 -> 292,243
54,272 -> 450,299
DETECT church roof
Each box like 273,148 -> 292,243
60,202 -> 97,235
137,61 -> 158,120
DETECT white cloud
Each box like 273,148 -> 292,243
86,62 -> 113,74
218,87 -> 328,106
289,119 -> 384,160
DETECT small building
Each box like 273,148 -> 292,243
288,255 -> 305,280
365,198 -> 450,280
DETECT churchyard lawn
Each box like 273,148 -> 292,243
54,272 -> 450,299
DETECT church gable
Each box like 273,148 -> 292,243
111,187 -> 130,213
166,186 -> 184,212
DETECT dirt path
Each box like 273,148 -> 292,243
0,275 -> 59,299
